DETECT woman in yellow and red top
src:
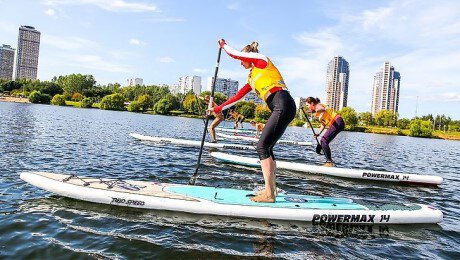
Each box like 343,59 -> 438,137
210,39 -> 296,203
306,97 -> 345,167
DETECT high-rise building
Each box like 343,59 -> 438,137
15,26 -> 41,80
207,77 -> 238,98
179,75 -> 201,95
371,62 -> 401,116
0,44 -> 15,80
294,96 -> 307,111
325,56 -> 349,111
127,78 -> 143,86
244,91 -> 264,105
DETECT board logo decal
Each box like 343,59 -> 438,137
111,197 -> 145,206
362,172 -> 409,181
312,214 -> 391,223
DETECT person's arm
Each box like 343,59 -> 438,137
315,123 -> 326,138
220,40 -> 268,69
213,84 -> 252,113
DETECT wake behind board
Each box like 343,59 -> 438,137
21,171 -> 443,224
216,133 -> 313,146
210,152 -> 443,186
130,133 -> 255,151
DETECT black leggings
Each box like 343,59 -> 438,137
256,90 -> 296,160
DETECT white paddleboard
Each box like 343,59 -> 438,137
210,152 -> 443,186
21,171 -> 443,224
216,127 -> 256,134
216,132 -> 313,146
130,133 -> 255,151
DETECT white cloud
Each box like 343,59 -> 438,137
42,34 -> 98,50
44,8 -> 56,16
43,0 -> 158,13
129,38 -> 147,46
278,0 -> 460,118
156,57 -> 175,63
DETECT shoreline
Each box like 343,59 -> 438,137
0,96 -> 30,103
1,98 -> 458,141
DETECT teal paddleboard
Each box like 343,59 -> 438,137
167,186 -> 363,210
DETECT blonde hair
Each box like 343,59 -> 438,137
242,41 -> 259,53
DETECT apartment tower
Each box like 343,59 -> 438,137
0,44 -> 15,80
371,62 -> 401,116
325,56 -> 349,111
15,26 -> 41,80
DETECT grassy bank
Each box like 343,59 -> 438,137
347,126 -> 460,141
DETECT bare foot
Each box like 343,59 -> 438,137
255,189 -> 278,196
250,194 -> 275,203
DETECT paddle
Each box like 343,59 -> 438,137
301,107 -> 324,155
189,46 -> 222,185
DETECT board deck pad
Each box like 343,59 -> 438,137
166,186 -> 364,210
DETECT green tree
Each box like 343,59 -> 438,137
137,94 -> 154,111
235,101 -> 256,119
375,110 -> 398,127
200,91 -> 228,105
339,107 -> 358,127
53,74 -> 96,95
29,91 -> 51,104
153,94 -> 180,115
100,93 -> 125,111
255,105 -> 271,122
80,97 -> 93,108
359,112 -> 373,126
51,94 -> 66,106
409,119 -> 433,137
397,118 -> 411,129
127,101 -> 142,112
183,93 -> 200,114
0,80 -> 23,92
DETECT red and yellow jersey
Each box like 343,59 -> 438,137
314,104 -> 338,126
248,58 -> 286,99
213,43 -> 286,113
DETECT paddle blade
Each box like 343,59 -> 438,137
315,144 -> 323,155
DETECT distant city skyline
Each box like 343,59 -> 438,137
0,1 -> 459,119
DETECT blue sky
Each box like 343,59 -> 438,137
1,0 -> 459,119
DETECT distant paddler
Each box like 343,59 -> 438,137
228,110 -> 245,129
250,120 -> 265,138
306,97 -> 345,167
197,94 -> 224,143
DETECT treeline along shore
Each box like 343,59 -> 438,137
1,74 -> 459,140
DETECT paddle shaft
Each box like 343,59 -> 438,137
189,47 -> 222,185
301,108 -> 320,145
301,108 -> 329,160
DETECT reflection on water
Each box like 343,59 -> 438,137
1,102 -> 459,258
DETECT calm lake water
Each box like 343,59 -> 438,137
1,101 -> 459,259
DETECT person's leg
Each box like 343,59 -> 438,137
252,91 -> 296,202
320,118 -> 343,165
209,113 -> 223,142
